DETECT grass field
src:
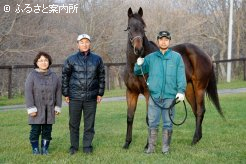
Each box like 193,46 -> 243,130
216,80 -> 246,89
0,93 -> 245,163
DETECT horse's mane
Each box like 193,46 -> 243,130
132,13 -> 146,28
149,41 -> 157,47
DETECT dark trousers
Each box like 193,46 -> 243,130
29,124 -> 52,141
69,100 -> 97,150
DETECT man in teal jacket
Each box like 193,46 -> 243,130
134,31 -> 186,154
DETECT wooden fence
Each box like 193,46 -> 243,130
0,58 -> 246,99
213,58 -> 246,82
0,63 -> 125,99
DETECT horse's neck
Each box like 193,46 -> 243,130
126,53 -> 137,66
126,44 -> 138,69
142,36 -> 157,56
126,37 -> 157,72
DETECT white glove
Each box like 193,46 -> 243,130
137,57 -> 144,66
54,106 -> 61,113
176,93 -> 185,101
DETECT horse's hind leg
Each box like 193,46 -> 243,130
185,83 -> 199,145
123,89 -> 139,149
189,81 -> 206,145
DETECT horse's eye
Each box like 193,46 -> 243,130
124,26 -> 130,31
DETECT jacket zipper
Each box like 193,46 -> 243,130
160,59 -> 166,99
45,105 -> 47,124
85,57 -> 88,101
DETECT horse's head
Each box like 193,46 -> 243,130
125,7 -> 146,57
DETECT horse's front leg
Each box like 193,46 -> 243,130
143,91 -> 149,150
123,90 -> 139,149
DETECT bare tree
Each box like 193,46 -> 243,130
0,0 -> 246,95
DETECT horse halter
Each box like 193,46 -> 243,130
130,36 -> 142,43
131,36 -> 143,55
125,27 -> 144,56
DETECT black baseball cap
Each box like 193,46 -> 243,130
157,31 -> 171,40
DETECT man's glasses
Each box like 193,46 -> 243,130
79,41 -> 90,45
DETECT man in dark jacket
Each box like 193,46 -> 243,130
62,34 -> 105,155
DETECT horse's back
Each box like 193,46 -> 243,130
171,43 -> 211,63
171,43 -> 213,82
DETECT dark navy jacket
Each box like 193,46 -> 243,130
62,51 -> 105,101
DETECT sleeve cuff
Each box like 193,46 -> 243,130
98,91 -> 104,97
177,90 -> 185,94
27,107 -> 37,114
55,106 -> 61,113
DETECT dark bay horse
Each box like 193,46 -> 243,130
123,7 -> 224,149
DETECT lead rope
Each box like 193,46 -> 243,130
140,65 -> 187,126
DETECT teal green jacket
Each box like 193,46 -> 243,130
134,49 -> 187,99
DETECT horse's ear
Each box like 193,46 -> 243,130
128,7 -> 133,18
138,7 -> 143,17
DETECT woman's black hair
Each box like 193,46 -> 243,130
33,51 -> 52,69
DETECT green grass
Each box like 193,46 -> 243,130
0,80 -> 245,106
216,80 -> 246,89
103,87 -> 126,97
0,95 -> 25,106
0,93 -> 245,163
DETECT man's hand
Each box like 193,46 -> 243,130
97,96 -> 102,104
65,97 -> 69,103
30,112 -> 37,117
137,57 -> 144,66
176,93 -> 185,101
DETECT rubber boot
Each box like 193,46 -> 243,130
144,128 -> 158,154
41,139 -> 50,155
162,129 -> 172,154
30,140 -> 40,155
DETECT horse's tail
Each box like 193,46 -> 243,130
206,65 -> 225,119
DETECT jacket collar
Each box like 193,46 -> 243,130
34,68 -> 52,76
156,48 -> 172,59
79,49 -> 91,56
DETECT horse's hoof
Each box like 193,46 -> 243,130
123,142 -> 130,149
191,136 -> 202,145
191,140 -> 197,145
144,143 -> 149,150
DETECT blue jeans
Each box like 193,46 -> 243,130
148,97 -> 175,130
